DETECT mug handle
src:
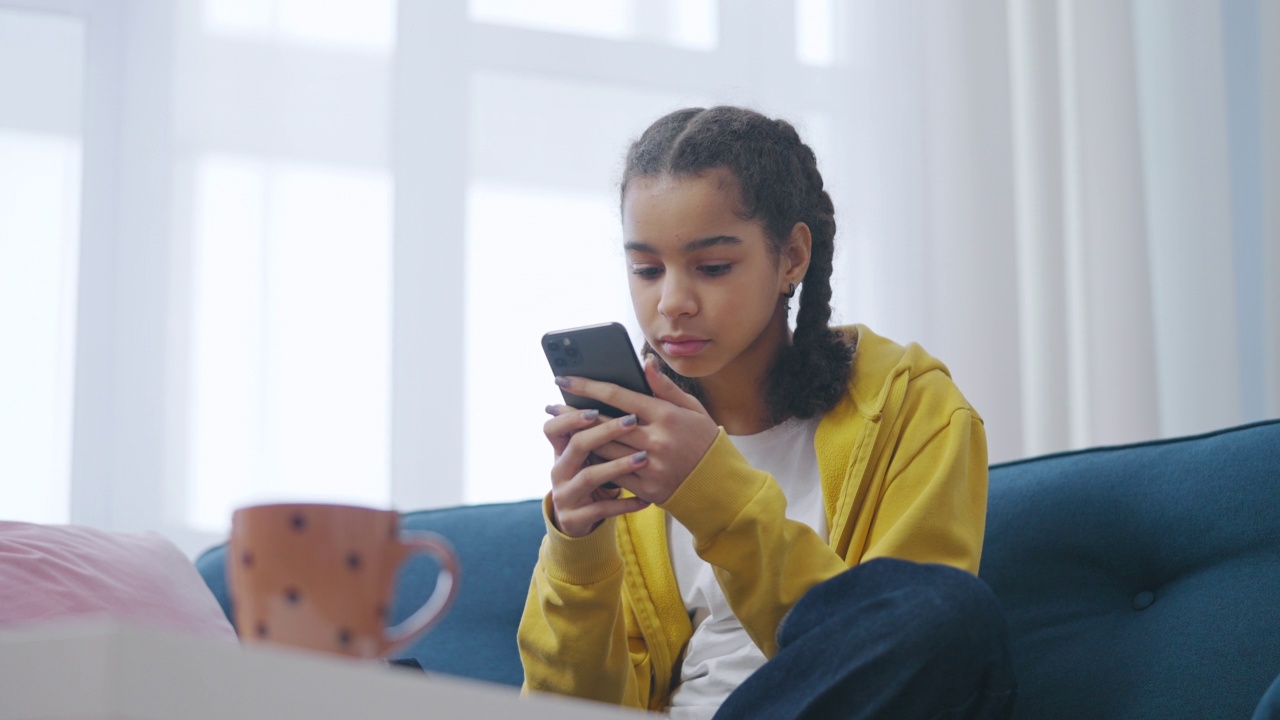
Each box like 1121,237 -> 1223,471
382,530 -> 460,656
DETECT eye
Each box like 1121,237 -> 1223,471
630,265 -> 662,279
700,263 -> 732,277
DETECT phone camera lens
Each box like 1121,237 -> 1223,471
553,357 -> 566,367
565,346 -> 579,357
545,341 -> 559,352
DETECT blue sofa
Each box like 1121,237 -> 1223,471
197,419 -> 1280,719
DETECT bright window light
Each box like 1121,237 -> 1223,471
0,6 -> 84,526
200,0 -> 272,37
470,0 -> 631,39
201,0 -> 395,53
0,130 -> 82,525
188,154 -> 392,532
796,0 -> 837,66
470,0 -> 717,51
275,0 -> 395,53
668,0 -> 718,51
464,183 -> 641,504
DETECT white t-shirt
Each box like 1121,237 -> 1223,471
664,416 -> 826,720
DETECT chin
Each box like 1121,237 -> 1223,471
660,354 -> 714,379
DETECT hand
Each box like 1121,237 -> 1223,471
553,355 -> 719,506
542,406 -> 643,466
543,407 -> 652,538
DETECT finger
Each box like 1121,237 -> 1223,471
589,480 -> 622,500
554,449 -> 648,521
643,354 -> 705,413
567,449 -> 649,500
554,375 -> 665,419
565,413 -> 642,461
586,454 -> 623,491
590,438 -> 643,462
551,414 -> 642,491
543,408 -> 603,456
556,495 -> 652,536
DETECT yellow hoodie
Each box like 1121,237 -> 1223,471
518,325 -> 988,711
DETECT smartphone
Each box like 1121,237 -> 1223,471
542,322 -> 653,418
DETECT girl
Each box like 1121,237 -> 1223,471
518,107 -> 1015,720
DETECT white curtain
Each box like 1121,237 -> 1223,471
838,0 -> 1280,462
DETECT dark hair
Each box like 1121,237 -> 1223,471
621,106 -> 853,423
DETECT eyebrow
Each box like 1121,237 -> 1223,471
624,235 -> 743,254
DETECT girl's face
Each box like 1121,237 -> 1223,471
622,171 -> 805,382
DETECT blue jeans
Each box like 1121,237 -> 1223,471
713,558 -> 1017,720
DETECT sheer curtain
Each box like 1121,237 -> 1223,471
839,0 -> 1280,461
1,0 -> 1276,555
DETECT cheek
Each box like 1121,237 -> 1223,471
627,278 -> 656,315
737,268 -> 782,313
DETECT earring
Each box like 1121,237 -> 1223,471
784,282 -> 797,311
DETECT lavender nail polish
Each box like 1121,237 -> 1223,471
554,376 -> 570,387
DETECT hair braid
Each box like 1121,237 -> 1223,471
763,121 -> 851,421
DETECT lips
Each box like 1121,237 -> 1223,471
660,337 -> 709,357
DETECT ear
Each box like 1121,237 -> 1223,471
780,222 -> 812,289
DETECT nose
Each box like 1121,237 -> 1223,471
657,272 -> 697,319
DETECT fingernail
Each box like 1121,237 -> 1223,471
582,409 -> 599,421
631,450 -> 648,465
620,414 -> 637,427
545,405 -> 560,416
554,376 -> 570,387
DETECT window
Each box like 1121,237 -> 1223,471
464,183 -> 636,503
0,8 -> 85,524
1,0 -> 858,552
187,156 -> 392,531
463,72 -> 703,502
181,0 -> 394,535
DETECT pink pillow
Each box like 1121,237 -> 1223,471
0,521 -> 237,642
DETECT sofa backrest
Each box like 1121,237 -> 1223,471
980,418 -> 1280,720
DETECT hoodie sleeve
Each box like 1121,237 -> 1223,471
660,430 -> 851,658
517,494 -> 653,709
861,405 -> 988,574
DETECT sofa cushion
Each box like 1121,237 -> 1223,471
195,499 -> 545,686
980,418 -> 1280,720
0,522 -> 238,643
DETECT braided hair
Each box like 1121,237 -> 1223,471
621,106 -> 853,423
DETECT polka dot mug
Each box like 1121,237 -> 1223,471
228,503 -> 459,659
